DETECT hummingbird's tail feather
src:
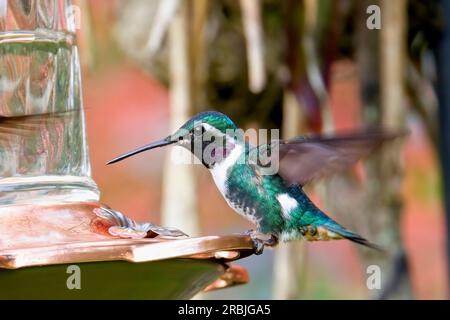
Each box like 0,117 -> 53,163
322,221 -> 385,252
285,185 -> 384,251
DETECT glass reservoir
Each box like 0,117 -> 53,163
0,0 -> 99,205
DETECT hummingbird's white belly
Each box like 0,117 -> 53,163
209,144 -> 244,194
209,144 -> 260,225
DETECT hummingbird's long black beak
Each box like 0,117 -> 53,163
107,138 -> 176,165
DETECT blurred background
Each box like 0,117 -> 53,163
74,0 -> 447,299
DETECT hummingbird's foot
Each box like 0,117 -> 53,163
264,234 -> 279,247
249,233 -> 279,255
252,237 -> 265,255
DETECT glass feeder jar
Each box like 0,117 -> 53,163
0,0 -> 99,206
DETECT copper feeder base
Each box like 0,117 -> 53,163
0,202 -> 252,299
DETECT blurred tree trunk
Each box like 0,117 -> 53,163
364,0 -> 412,299
189,0 -> 208,112
320,0 -> 413,299
75,0 -> 94,71
161,1 -> 200,237
340,0 -> 412,299
435,0 -> 450,298
273,0 -> 331,299
273,91 -> 307,299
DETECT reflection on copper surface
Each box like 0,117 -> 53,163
204,265 -> 250,291
0,202 -> 254,270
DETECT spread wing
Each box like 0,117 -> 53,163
255,129 -> 405,186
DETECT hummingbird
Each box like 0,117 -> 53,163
108,111 -> 400,253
